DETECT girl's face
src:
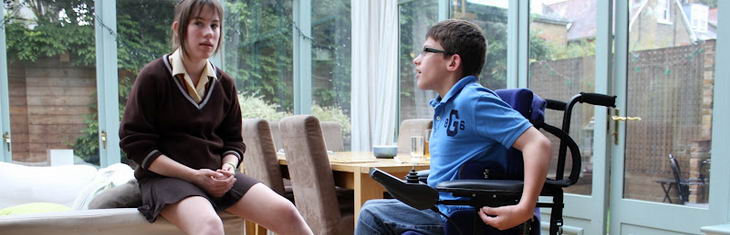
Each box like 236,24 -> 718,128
183,6 -> 220,61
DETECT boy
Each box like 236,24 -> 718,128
356,19 -> 552,234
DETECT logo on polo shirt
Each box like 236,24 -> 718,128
444,109 -> 465,137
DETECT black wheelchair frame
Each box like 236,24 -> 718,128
371,92 -> 616,235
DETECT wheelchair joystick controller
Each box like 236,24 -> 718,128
406,169 -> 420,183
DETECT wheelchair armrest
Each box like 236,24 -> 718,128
436,179 -> 524,208
370,168 -> 438,210
436,179 -> 523,194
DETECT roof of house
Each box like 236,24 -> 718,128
543,0 -> 596,41
544,0 -> 711,42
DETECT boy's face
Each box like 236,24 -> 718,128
413,37 -> 452,92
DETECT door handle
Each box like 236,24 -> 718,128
611,116 -> 642,121
100,131 -> 107,149
610,109 -> 642,145
2,132 -> 10,150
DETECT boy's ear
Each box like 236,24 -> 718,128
446,54 -> 462,73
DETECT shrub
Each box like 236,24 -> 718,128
238,93 -> 351,135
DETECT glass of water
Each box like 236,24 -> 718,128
410,136 -> 424,164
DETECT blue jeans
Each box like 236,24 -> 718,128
355,199 -> 444,235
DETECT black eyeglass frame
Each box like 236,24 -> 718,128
422,47 -> 454,55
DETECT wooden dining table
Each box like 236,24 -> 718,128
277,151 -> 430,222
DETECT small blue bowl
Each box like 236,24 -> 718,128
372,145 -> 398,158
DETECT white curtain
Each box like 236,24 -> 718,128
350,0 -> 399,151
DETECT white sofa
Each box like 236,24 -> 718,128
0,162 -> 244,235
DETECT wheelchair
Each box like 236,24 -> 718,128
371,88 -> 616,235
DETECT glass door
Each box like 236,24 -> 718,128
2,1 -> 100,167
527,0 -> 611,234
114,0 -> 176,168
609,0 -> 723,233
1,5 -> 10,162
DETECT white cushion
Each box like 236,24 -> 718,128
0,208 -> 244,235
71,163 -> 134,210
0,162 -> 97,208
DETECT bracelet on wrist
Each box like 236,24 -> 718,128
224,162 -> 237,171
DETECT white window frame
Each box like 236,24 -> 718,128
657,0 -> 673,24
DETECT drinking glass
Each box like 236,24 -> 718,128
423,129 -> 432,159
410,136 -> 424,164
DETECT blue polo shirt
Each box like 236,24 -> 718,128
427,75 -> 532,215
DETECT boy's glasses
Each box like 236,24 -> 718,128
420,47 -> 453,56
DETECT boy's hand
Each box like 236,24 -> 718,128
478,203 -> 534,230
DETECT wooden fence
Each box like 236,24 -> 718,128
8,56 -> 96,163
529,40 -> 715,203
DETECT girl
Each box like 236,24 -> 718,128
120,0 -> 312,234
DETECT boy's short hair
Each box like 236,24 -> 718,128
172,0 -> 224,55
426,19 -> 487,77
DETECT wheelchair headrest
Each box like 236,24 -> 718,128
494,88 -> 546,128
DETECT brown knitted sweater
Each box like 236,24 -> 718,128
120,56 -> 244,180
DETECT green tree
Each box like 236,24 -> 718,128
4,0 -> 96,66
467,6 -> 553,89
398,2 -> 553,93
548,39 -> 596,60
74,0 -> 174,165
5,0 -> 351,163
76,0 -> 175,165
398,0 -> 438,112
225,0 -> 352,124
311,0 -> 351,114
224,0 -> 294,112
4,0 -> 174,164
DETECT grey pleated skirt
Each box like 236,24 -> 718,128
137,173 -> 259,222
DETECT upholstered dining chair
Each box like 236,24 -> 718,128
278,115 -> 354,235
267,120 -> 284,153
241,119 -> 286,195
241,119 -> 290,235
320,121 -> 345,152
396,119 -> 433,153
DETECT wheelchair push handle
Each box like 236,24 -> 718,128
545,99 -> 567,111
577,92 -> 616,107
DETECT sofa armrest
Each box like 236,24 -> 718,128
0,208 -> 243,235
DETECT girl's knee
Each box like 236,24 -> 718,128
262,199 -> 303,231
198,214 -> 224,235
275,200 -> 299,218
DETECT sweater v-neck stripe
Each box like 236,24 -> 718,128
162,55 -> 217,110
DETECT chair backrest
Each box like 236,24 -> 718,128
668,154 -> 689,203
268,120 -> 284,152
278,115 -> 342,235
457,88 -> 546,181
397,119 -> 433,153
494,88 -> 546,127
241,119 -> 285,195
320,121 -> 345,152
